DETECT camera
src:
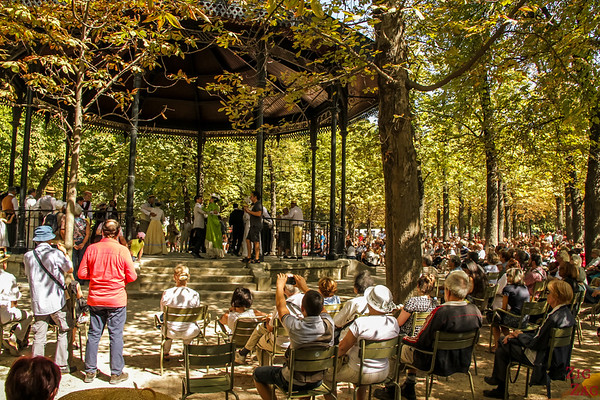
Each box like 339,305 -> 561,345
286,276 -> 296,285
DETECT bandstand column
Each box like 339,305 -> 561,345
8,91 -> 23,187
125,74 -> 142,240
339,85 -> 348,242
309,117 -> 318,254
15,87 -> 34,251
327,88 -> 338,260
254,44 -> 267,196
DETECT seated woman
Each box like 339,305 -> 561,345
556,261 -> 585,295
5,356 -> 61,400
396,274 -> 438,337
490,268 -> 530,351
327,285 -> 399,400
160,264 -> 201,361
462,261 -> 487,301
319,277 -> 341,305
483,280 -> 575,399
219,287 -> 267,333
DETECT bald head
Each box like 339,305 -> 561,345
102,219 -> 120,238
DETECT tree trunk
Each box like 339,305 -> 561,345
567,156 -> 583,243
555,195 -> 564,233
505,203 -> 512,240
376,10 -> 421,303
35,159 -> 65,197
565,185 -> 572,241
585,107 -> 600,263
479,207 -> 485,240
498,179 -> 505,243
467,205 -> 472,239
512,209 -> 517,238
458,181 -> 465,238
443,177 -> 449,241
528,219 -> 532,237
436,208 -> 441,238
481,72 -> 499,247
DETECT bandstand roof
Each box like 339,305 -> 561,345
17,1 -> 378,142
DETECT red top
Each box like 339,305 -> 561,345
78,238 -> 137,308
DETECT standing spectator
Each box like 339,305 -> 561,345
36,187 -> 57,222
228,203 -> 244,255
191,195 -> 207,257
23,226 -> 74,374
243,190 -> 263,264
1,187 -> 18,248
139,195 -> 156,234
78,220 -> 137,384
81,191 -> 93,220
261,206 -> 274,256
166,219 -> 180,252
26,188 -> 38,249
278,207 -> 291,258
288,201 -> 304,259
62,206 -> 90,285
180,217 -> 192,253
106,199 -> 118,220
0,249 -> 33,354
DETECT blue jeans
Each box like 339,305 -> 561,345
85,306 -> 127,375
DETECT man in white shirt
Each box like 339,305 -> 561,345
0,249 -> 32,354
288,201 -> 304,259
334,270 -> 373,329
139,195 -> 156,233
23,225 -> 74,374
36,187 -> 57,217
191,195 -> 207,257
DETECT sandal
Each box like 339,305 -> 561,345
251,259 -> 261,264
240,257 -> 250,263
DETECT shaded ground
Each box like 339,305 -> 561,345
0,263 -> 598,400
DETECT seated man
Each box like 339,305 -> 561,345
0,249 -> 33,354
483,279 -> 576,399
333,270 -> 373,329
236,276 -> 304,364
253,273 -> 334,399
523,254 -> 547,297
327,285 -> 399,400
386,270 -> 482,400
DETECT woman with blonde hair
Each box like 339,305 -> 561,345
396,274 -> 438,336
490,267 -> 530,351
159,264 -> 201,361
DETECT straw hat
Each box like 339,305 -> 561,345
364,285 -> 396,313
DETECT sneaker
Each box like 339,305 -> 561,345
110,372 -> 129,385
2,336 -> 19,356
235,352 -> 247,365
60,366 -> 77,374
84,371 -> 97,383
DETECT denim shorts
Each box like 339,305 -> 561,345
253,366 -> 321,391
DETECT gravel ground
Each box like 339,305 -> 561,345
0,265 -> 598,400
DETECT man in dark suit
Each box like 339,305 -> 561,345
228,203 -> 244,255
483,279 -> 575,398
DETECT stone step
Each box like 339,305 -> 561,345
138,281 -> 261,292
140,266 -> 250,275
138,274 -> 254,284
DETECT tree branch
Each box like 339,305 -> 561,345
407,0 -> 528,92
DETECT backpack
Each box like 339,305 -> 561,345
43,212 -> 59,232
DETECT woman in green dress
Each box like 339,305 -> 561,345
205,194 -> 224,259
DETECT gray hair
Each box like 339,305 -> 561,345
285,284 -> 300,295
444,270 -> 470,300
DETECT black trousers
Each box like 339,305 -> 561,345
491,338 -> 534,383
230,227 -> 244,254
191,227 -> 206,254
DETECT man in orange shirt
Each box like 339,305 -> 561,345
78,219 -> 137,385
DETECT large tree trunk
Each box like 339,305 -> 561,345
555,195 -> 564,233
376,10 -> 421,303
479,206 -> 485,240
585,107 -> 600,263
442,176 -> 449,241
505,203 -> 512,240
567,156 -> 583,243
512,209 -> 518,238
481,72 -> 499,247
498,179 -> 505,243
